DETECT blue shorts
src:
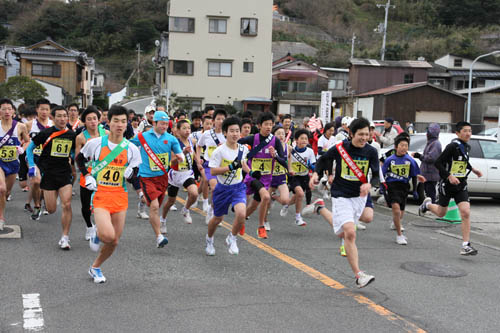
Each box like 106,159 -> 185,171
365,193 -> 373,208
213,182 -> 247,217
203,161 -> 216,181
0,160 -> 20,176
271,174 -> 287,188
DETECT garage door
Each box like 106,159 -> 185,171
415,111 -> 452,123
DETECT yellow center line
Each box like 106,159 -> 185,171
177,198 -> 426,333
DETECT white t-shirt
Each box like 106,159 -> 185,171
209,143 -> 248,185
290,147 -> 316,176
190,130 -> 203,142
317,135 -> 336,155
80,137 -> 141,169
197,129 -> 226,161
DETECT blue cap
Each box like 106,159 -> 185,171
153,111 -> 169,122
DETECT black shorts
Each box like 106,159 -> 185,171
387,182 -> 410,211
40,172 -> 72,191
167,177 -> 197,197
437,181 -> 469,207
250,179 -> 265,202
18,152 -> 28,181
289,175 -> 309,193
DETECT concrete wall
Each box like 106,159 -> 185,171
168,0 -> 272,108
354,97 -> 374,120
34,79 -> 64,105
470,93 -> 500,124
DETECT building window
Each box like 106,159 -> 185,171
178,98 -> 203,112
328,79 -> 344,90
243,62 -> 254,73
86,71 -> 89,81
455,80 -> 470,90
241,18 -> 258,36
291,105 -> 317,119
209,18 -> 227,33
169,17 -> 195,33
32,63 -> 61,78
208,61 -> 232,77
169,60 -> 194,75
454,58 -> 462,67
429,79 -> 445,87
404,74 -> 414,84
291,81 -> 307,92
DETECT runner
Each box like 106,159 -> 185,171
316,122 -> 336,199
191,115 -> 212,210
418,121 -> 483,256
196,109 -> 226,223
76,105 -> 141,283
67,103 -> 81,190
18,107 -> 36,197
138,105 -> 155,132
239,112 -> 287,238
382,134 -> 424,245
307,117 -> 380,288
25,98 -> 53,220
269,125 -> 290,221
129,111 -> 183,247
335,117 -> 351,142
283,129 -> 316,226
75,106 -> 108,240
205,117 -> 250,256
282,114 -> 294,145
160,119 -> 199,229
0,99 -> 30,230
26,106 -> 76,249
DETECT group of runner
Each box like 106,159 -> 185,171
0,97 -> 481,288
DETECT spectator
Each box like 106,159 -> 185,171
406,121 -> 416,134
302,117 -> 310,129
375,117 -> 398,148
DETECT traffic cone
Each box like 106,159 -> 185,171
436,199 -> 462,224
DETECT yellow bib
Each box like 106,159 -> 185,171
340,159 -> 369,181
97,165 -> 125,187
33,145 -> 42,156
207,146 -> 217,158
450,160 -> 467,178
0,146 -> 17,162
252,158 -> 272,175
272,161 -> 286,176
221,158 -> 241,181
50,138 -> 72,157
149,152 -> 169,172
177,152 -> 192,171
292,161 -> 307,175
390,164 -> 410,178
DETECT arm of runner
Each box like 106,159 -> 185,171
434,143 -> 454,180
237,135 -> 254,145
368,149 -> 380,187
26,141 -> 36,168
314,146 -> 337,179
274,137 -> 288,169
172,137 -> 184,162
74,133 -> 85,158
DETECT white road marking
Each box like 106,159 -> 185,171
22,293 -> 44,331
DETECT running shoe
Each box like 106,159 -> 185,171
357,223 -> 367,230
6,194 -> 11,201
302,204 -> 315,216
85,226 -> 95,241
182,207 -> 192,224
156,234 -> 169,248
170,204 -> 178,211
205,235 -> 215,256
239,223 -> 245,236
356,271 -> 375,288
160,219 -> 167,234
88,267 -> 106,284
137,202 -> 149,219
390,222 -> 405,231
339,244 -> 346,257
264,221 -> 271,231
205,206 -> 213,225
226,234 -> 239,255
31,207 -> 42,221
257,226 -> 268,239
89,231 -> 101,252
460,243 -> 478,256
0,219 -> 5,231
58,236 -> 71,250
24,203 -> 33,213
396,234 -> 408,245
418,197 -> 432,216
303,198 -> 324,217
295,216 -> 307,226
42,204 -> 49,215
280,205 -> 289,217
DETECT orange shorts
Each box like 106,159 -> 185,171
92,190 -> 128,214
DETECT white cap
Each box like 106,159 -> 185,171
370,121 -> 375,128
144,105 -> 155,115
342,116 -> 352,126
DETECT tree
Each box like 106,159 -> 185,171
0,25 -> 8,43
0,76 -> 47,104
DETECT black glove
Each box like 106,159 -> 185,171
249,170 -> 262,180
413,152 -> 422,159
228,159 -> 242,171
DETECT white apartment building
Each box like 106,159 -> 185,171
166,0 -> 273,114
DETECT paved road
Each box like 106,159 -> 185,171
121,97 -> 155,115
1,185 -> 500,332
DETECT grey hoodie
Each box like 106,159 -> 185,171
419,123 -> 442,182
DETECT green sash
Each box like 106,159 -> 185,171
91,136 -> 129,178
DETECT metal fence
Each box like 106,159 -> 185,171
414,122 -> 485,134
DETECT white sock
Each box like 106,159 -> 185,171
206,234 -> 214,241
425,201 -> 430,209
160,217 -> 166,223
341,239 -> 345,246
296,213 -> 301,219
157,234 -> 163,242
203,199 -> 208,204
462,241 -> 469,247
62,235 -> 69,240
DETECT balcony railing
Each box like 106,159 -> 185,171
274,91 -> 322,100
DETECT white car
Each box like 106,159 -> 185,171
382,133 -> 500,201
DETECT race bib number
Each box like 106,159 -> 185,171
221,158 -> 241,181
50,138 -> 72,157
207,146 -> 217,158
177,153 -> 192,171
149,153 -> 169,172
390,164 -> 410,178
0,146 -> 17,162
292,161 -> 307,175
97,165 -> 125,187
34,145 -> 42,156
252,158 -> 272,175
450,160 -> 467,178
272,162 -> 286,176
340,159 -> 369,181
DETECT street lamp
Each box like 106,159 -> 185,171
467,50 -> 500,123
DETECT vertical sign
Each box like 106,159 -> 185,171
497,108 -> 500,144
320,91 -> 332,124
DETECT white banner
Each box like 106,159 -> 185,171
320,91 -> 332,124
497,109 -> 500,144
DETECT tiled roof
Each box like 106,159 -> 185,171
350,58 -> 432,69
455,84 -> 500,94
356,82 -> 466,98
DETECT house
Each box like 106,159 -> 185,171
349,58 -> 432,95
165,0 -> 273,114
455,85 -> 500,127
34,79 -> 65,105
352,82 -> 466,129
12,38 -> 93,107
272,42 -> 318,62
0,45 -> 20,83
92,65 -> 106,100
428,54 -> 500,91
272,55 -> 328,120
321,67 -> 349,98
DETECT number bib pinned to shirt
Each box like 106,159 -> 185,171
252,158 -> 272,175
177,152 -> 193,171
340,159 -> 369,181
97,165 -> 125,187
50,138 -> 72,157
221,158 -> 241,181
272,162 -> 286,176
292,161 -> 308,175
33,145 -> 42,156
390,164 -> 410,178
207,146 -> 217,158
149,153 -> 169,172
450,160 -> 467,178
0,146 -> 17,162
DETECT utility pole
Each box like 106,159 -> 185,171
376,0 -> 395,61
136,43 -> 141,87
351,33 -> 356,59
